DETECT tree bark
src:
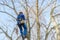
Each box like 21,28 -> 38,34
36,0 -> 40,40
25,0 -> 30,40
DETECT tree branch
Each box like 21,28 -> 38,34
0,11 -> 16,19
53,13 -> 60,17
11,28 -> 15,37
30,20 -> 36,30
16,36 -> 21,40
39,0 -> 56,16
0,27 -> 12,40
18,1 -> 36,15
11,0 -> 18,15
0,3 -> 13,9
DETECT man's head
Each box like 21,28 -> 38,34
19,12 -> 23,14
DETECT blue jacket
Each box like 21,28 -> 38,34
17,13 -> 25,24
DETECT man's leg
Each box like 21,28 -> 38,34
23,23 -> 27,37
18,24 -> 23,36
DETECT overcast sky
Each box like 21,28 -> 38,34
0,0 -> 60,40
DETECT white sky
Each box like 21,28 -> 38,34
0,0 -> 60,40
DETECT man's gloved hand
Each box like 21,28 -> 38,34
21,20 -> 25,24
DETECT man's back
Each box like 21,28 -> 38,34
17,12 -> 25,24
17,13 -> 25,20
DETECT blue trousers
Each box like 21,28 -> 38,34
17,23 -> 27,36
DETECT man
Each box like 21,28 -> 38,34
17,12 -> 27,38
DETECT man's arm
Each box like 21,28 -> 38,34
20,14 -> 26,23
22,14 -> 25,20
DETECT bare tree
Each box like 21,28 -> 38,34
0,0 -> 60,40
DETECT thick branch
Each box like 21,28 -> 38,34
18,1 -> 36,15
54,13 -> 60,17
39,0 -> 56,16
11,0 -> 18,15
30,20 -> 36,30
16,36 -> 21,40
11,28 -> 15,37
0,27 -> 12,40
0,3 -> 13,9
0,11 -> 16,19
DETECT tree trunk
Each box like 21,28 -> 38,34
25,0 -> 31,40
36,0 -> 40,40
50,1 -> 60,40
